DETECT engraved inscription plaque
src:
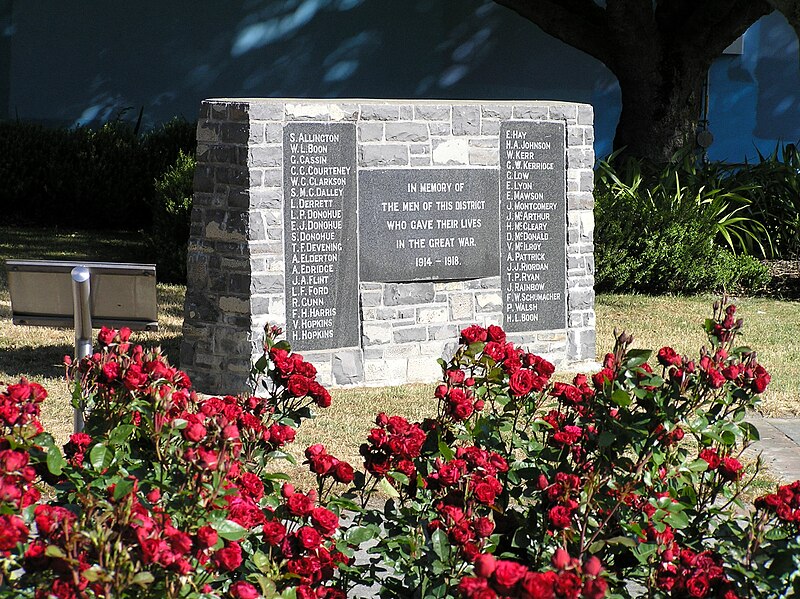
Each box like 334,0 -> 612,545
500,121 -> 566,332
359,169 -> 499,282
283,122 -> 359,350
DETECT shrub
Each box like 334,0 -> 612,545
727,143 -> 800,260
2,302 -> 799,598
594,155 -> 771,294
147,150 -> 196,283
0,118 -> 195,231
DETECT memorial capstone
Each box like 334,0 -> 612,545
182,100 -> 595,393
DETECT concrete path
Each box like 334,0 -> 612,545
747,415 -> 800,483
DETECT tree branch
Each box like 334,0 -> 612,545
492,0 -> 614,65
662,0 -> 772,61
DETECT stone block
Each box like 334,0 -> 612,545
358,123 -> 383,142
393,326 -> 428,343
249,146 -> 282,168
360,144 -> 408,167
549,104 -> 578,122
385,122 -> 429,142
362,324 -> 393,346
333,350 -> 365,385
476,292 -> 502,312
285,104 -> 331,120
568,288 -> 594,311
417,306 -> 448,324
407,356 -> 443,383
449,293 -> 473,321
469,148 -> 498,166
364,358 -> 407,385
361,291 -> 383,307
432,138 -> 469,165
414,105 -> 450,120
513,105 -> 548,119
248,103 -> 284,120
452,105 -> 480,135
360,104 -> 400,121
481,104 -> 513,119
383,283 -> 435,305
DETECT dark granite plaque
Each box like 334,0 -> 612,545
500,121 -> 566,332
283,122 -> 359,350
359,169 -> 500,282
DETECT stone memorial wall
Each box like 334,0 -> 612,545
181,99 -> 595,393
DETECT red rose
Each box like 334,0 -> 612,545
487,324 -> 506,343
102,361 -> 120,382
0,449 -> 28,473
183,421 -> 207,443
196,525 -> 218,549
509,369 -> 534,396
583,577 -> 608,599
719,457 -> 743,481
492,559 -> 527,592
311,507 -> 339,537
657,347 -> 681,367
548,505 -> 573,530
262,520 -> 286,545
474,553 -> 496,578
461,325 -> 488,344
98,326 -> 116,346
287,374 -> 310,397
212,542 -> 243,571
0,514 -> 28,550
229,581 -> 260,599
472,480 -> 500,505
297,526 -> 323,550
686,574 -> 710,598
287,492 -> 314,517
333,461 -> 355,484
472,517 -> 495,538
592,368 -> 614,388
521,571 -> 557,599
699,448 -> 721,470
554,571 -> 582,599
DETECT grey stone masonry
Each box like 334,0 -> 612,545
182,99 -> 596,393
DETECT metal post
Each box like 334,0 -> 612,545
71,266 -> 92,433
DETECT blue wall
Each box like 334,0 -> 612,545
4,1 -> 797,162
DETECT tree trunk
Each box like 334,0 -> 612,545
612,58 -> 708,163
491,0 -> 775,162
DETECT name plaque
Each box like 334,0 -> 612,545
283,122 -> 359,350
358,169 -> 499,282
500,121 -> 566,331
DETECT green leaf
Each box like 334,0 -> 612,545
253,354 -> 268,372
438,440 -> 455,461
665,511 -> 690,529
89,444 -> 113,471
113,478 -> 135,501
378,477 -> 400,498
430,529 -> 450,561
626,349 -> 652,368
346,525 -> 377,545
611,389 -> 632,407
108,424 -> 135,445
598,431 -> 616,447
387,471 -> 409,486
132,572 -> 155,586
47,444 -> 65,476
605,536 -> 638,548
253,550 -> 272,573
45,545 -> 66,558
213,519 -> 248,541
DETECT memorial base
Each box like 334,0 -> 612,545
181,99 -> 596,393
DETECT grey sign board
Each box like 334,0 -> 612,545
359,168 -> 499,282
283,121 -> 360,350
499,121 -> 566,332
6,260 -> 158,330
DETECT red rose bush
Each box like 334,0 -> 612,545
1,300 -> 798,598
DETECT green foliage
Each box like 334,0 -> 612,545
594,153 -> 772,294
727,143 -> 800,260
0,117 -> 195,231
147,150 -> 196,283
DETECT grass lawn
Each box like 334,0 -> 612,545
2,226 -> 799,482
